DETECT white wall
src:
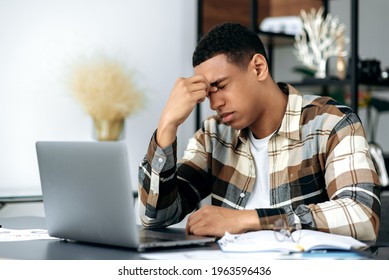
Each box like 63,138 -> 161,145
2,0 -> 389,198
0,0 -> 197,196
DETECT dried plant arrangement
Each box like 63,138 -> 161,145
68,54 -> 144,140
294,7 -> 349,79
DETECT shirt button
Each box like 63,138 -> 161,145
158,158 -> 164,163
240,193 -> 245,198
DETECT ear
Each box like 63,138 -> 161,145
250,54 -> 268,81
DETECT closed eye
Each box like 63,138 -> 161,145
209,78 -> 228,94
208,84 -> 226,96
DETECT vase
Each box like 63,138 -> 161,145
336,55 -> 347,80
93,118 -> 124,141
315,59 -> 327,79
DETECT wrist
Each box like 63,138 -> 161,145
238,210 -> 262,233
156,122 -> 178,148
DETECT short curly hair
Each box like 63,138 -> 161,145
192,22 -> 268,69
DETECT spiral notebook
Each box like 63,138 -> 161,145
218,230 -> 367,253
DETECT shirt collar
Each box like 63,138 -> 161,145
237,83 -> 302,144
277,84 -> 302,141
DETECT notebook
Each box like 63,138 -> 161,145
35,141 -> 215,251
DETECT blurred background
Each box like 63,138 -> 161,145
1,0 -> 389,220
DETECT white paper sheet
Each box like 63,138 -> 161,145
141,249 -> 283,260
0,228 -> 58,242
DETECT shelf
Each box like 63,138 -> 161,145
288,78 -> 351,87
196,0 -> 363,126
256,30 -> 296,46
371,96 -> 389,112
363,80 -> 389,88
0,195 -> 43,204
287,78 -> 389,88
251,0 -> 360,114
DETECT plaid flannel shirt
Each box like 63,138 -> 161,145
138,84 -> 381,241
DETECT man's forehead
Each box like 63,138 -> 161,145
194,54 -> 231,82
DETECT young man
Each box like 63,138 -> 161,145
138,23 -> 381,241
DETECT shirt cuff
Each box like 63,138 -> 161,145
147,129 -> 177,173
256,208 -> 287,229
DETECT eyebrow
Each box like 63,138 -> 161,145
210,77 -> 228,87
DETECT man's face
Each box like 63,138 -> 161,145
194,54 -> 264,131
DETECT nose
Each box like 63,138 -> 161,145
208,92 -> 224,111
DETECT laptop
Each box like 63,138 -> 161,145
35,141 -> 215,251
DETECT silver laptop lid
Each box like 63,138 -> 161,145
36,141 -> 140,248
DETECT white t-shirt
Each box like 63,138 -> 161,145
245,131 -> 274,209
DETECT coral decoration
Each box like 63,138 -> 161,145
294,7 -> 349,79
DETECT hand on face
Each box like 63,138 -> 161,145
161,75 -> 213,127
157,75 -> 216,147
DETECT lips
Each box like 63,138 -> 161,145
220,112 -> 234,123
